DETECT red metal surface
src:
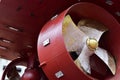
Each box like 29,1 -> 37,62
0,0 -> 77,60
0,0 -> 120,80
0,0 -> 120,60
37,2 -> 120,80
37,9 -> 88,80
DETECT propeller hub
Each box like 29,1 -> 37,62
86,38 -> 98,50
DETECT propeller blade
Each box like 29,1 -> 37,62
95,47 -> 116,75
77,19 -> 108,41
62,15 -> 88,54
75,45 -> 94,74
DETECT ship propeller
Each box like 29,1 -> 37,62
62,15 -> 116,75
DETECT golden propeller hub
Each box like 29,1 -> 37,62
86,38 -> 98,50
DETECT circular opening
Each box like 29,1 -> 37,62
62,14 -> 116,79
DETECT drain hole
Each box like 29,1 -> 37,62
0,45 -> 8,50
0,38 -> 13,43
5,25 -> 23,32
26,45 -> 33,48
